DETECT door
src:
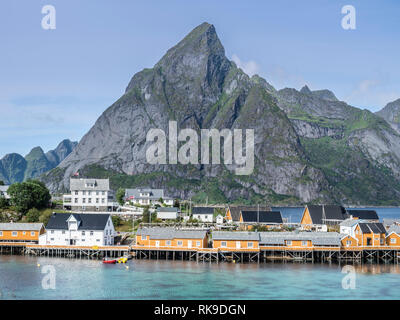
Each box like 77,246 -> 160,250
236,241 -> 241,249
188,240 -> 192,248
70,239 -> 76,245
155,241 -> 160,247
367,238 -> 372,246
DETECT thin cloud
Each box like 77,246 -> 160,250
231,54 -> 260,77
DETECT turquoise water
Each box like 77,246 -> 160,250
1,255 -> 400,300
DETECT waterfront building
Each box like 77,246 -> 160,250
0,185 -> 10,199
156,207 -> 180,220
192,207 -> 214,222
300,205 -> 347,231
39,213 -> 115,246
258,231 -> 344,248
225,205 -> 271,223
136,227 -> 208,249
239,210 -> 283,230
0,223 -> 45,243
340,220 -> 386,247
212,231 -> 260,250
346,209 -> 379,222
63,178 -> 116,211
386,225 -> 400,246
125,188 -> 174,206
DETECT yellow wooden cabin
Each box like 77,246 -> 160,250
212,231 -> 260,250
0,223 -> 45,243
135,228 -> 208,249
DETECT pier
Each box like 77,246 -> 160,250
0,242 -> 130,259
130,245 -> 400,264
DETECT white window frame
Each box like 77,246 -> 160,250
391,238 -> 396,244
247,242 -> 254,248
221,241 -> 227,248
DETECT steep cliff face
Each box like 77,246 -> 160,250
376,99 -> 400,133
41,23 -> 400,205
43,23 -> 333,204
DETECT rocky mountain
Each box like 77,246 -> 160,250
0,139 -> 77,184
41,23 -> 400,205
376,98 -> 400,133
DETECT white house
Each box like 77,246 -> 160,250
63,178 -> 116,211
39,213 -> 115,246
192,207 -> 214,223
0,185 -> 10,199
157,207 -> 180,220
340,219 -> 362,238
216,214 -> 224,225
125,188 -> 174,206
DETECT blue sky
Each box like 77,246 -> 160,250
0,0 -> 399,158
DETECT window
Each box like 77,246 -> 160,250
248,242 -> 254,248
51,230 -> 54,234
196,241 -> 200,247
50,238 -> 54,241
88,198 -> 92,203
221,241 -> 227,247
166,240 -> 171,246
301,241 -> 307,247
62,230 -> 65,234
82,191 -> 86,195
0,231 -> 3,236
88,191 -> 91,196
102,198 -> 105,203
204,215 -> 208,219
391,238 -> 397,244
177,241 -> 183,246
82,198 -> 86,203
75,191 -> 78,195
141,235 -> 147,241
346,240 -> 352,246
287,240 -> 292,246
31,231 -> 35,236
97,239 -> 100,242
74,198 -> 78,203
82,239 -> 85,242
82,231 -> 85,236
90,231 -> 94,236
96,198 -> 99,203
22,231 -> 26,235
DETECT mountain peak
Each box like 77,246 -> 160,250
300,85 -> 312,95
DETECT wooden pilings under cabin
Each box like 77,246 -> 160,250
131,247 -> 400,264
0,242 -> 130,260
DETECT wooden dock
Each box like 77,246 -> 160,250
131,245 -> 400,264
0,242 -> 130,259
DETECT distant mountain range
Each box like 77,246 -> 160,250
32,22 -> 400,205
0,139 -> 77,184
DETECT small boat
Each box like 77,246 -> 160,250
102,258 -> 117,264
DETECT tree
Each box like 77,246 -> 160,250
112,215 -> 122,227
39,210 -> 53,226
8,180 -> 51,214
116,188 -> 126,206
25,208 -> 40,222
0,196 -> 8,209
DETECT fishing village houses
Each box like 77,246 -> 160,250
3,175 -> 400,263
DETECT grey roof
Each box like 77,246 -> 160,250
0,223 -> 43,231
125,188 -> 166,200
46,213 -> 111,230
259,232 -> 343,246
305,205 -> 347,225
136,227 -> 207,239
357,222 -> 386,234
227,205 -> 271,222
347,210 -> 379,220
212,231 -> 260,241
388,225 -> 400,235
192,207 -> 215,215
241,210 -> 283,224
340,219 -> 361,227
70,178 -> 110,191
157,207 -> 179,213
